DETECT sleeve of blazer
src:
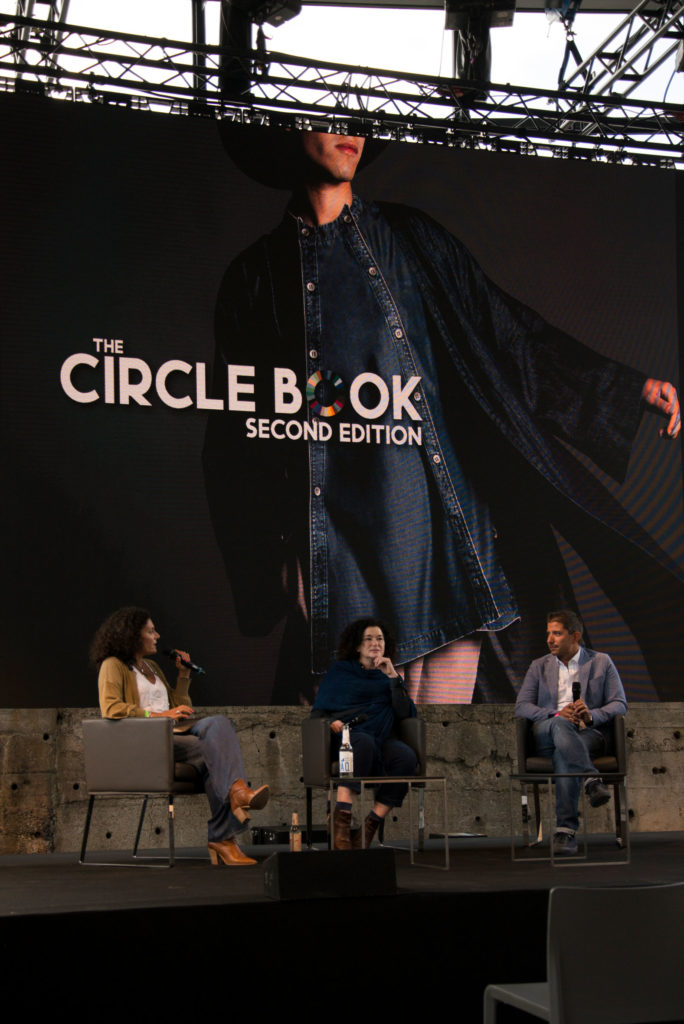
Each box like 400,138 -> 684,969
514,660 -> 551,722
588,654 -> 627,726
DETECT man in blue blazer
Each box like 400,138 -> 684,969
515,609 -> 627,855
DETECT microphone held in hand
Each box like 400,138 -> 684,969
163,648 -> 205,675
345,712 -> 369,729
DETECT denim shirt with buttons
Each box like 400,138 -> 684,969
288,196 -> 516,670
205,195 -> 648,676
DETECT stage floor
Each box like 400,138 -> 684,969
1,832 -> 682,917
1,835 -> 681,1020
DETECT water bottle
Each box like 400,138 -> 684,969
339,724 -> 354,777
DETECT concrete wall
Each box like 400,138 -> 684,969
0,704 -> 682,855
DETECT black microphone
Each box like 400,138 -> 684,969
345,712 -> 369,729
163,649 -> 205,675
572,680 -> 581,702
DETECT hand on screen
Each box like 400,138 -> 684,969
642,378 -> 681,438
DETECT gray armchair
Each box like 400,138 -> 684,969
515,714 -> 628,848
80,718 -> 204,867
301,716 -> 427,848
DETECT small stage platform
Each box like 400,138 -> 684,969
1,833 -> 681,1020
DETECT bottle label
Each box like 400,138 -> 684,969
339,750 -> 354,776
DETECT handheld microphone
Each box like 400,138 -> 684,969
345,712 -> 369,729
572,680 -> 581,702
163,649 -> 205,675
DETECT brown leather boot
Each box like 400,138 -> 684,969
364,813 -> 381,849
208,839 -> 256,866
229,779 -> 270,823
333,806 -> 353,850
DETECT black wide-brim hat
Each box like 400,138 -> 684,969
218,120 -> 388,190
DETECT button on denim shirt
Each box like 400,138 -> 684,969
204,197 -> 653,676
300,196 -> 518,668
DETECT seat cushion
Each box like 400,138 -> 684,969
525,756 -> 619,773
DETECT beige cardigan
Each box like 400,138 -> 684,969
98,656 -> 192,719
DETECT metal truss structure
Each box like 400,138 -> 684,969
561,0 -> 684,99
1,9 -> 683,167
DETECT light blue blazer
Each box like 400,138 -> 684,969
515,646 -> 627,730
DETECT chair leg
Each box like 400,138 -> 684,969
483,987 -> 499,1024
305,787 -> 313,848
418,787 -> 425,853
613,781 -> 627,848
614,778 -> 630,851
326,795 -> 332,850
168,794 -> 175,868
519,782 -> 530,846
80,793 -> 177,869
532,783 -> 543,845
532,786 -> 540,843
133,795 -> 149,858
79,794 -> 96,864
133,795 -> 176,867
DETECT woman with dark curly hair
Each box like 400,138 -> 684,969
91,606 -> 269,866
311,616 -> 418,850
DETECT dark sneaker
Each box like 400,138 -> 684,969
586,780 -> 611,808
553,831 -> 578,855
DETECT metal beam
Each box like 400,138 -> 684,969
560,0 -> 684,98
1,12 -> 682,166
299,0 -> 645,10
12,0 -> 71,80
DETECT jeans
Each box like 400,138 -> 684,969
173,716 -> 247,842
532,716 -> 606,833
333,731 -> 418,808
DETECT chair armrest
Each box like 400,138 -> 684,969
83,718 -> 175,792
301,716 -> 428,785
612,714 -> 627,773
515,717 -> 531,772
301,718 -> 332,788
397,718 -> 427,776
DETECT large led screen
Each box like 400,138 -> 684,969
2,92 -> 682,707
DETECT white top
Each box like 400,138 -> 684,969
556,648 -> 581,711
133,663 -> 170,714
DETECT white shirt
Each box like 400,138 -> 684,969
556,648 -> 581,711
133,663 -> 170,714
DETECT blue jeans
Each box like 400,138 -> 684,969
532,716 -> 606,833
173,716 -> 247,842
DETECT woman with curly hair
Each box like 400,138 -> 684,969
311,617 -> 418,850
91,606 -> 269,866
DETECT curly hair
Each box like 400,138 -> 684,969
336,617 -> 397,663
90,606 -> 152,668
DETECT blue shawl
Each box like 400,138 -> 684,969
313,659 -> 415,746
